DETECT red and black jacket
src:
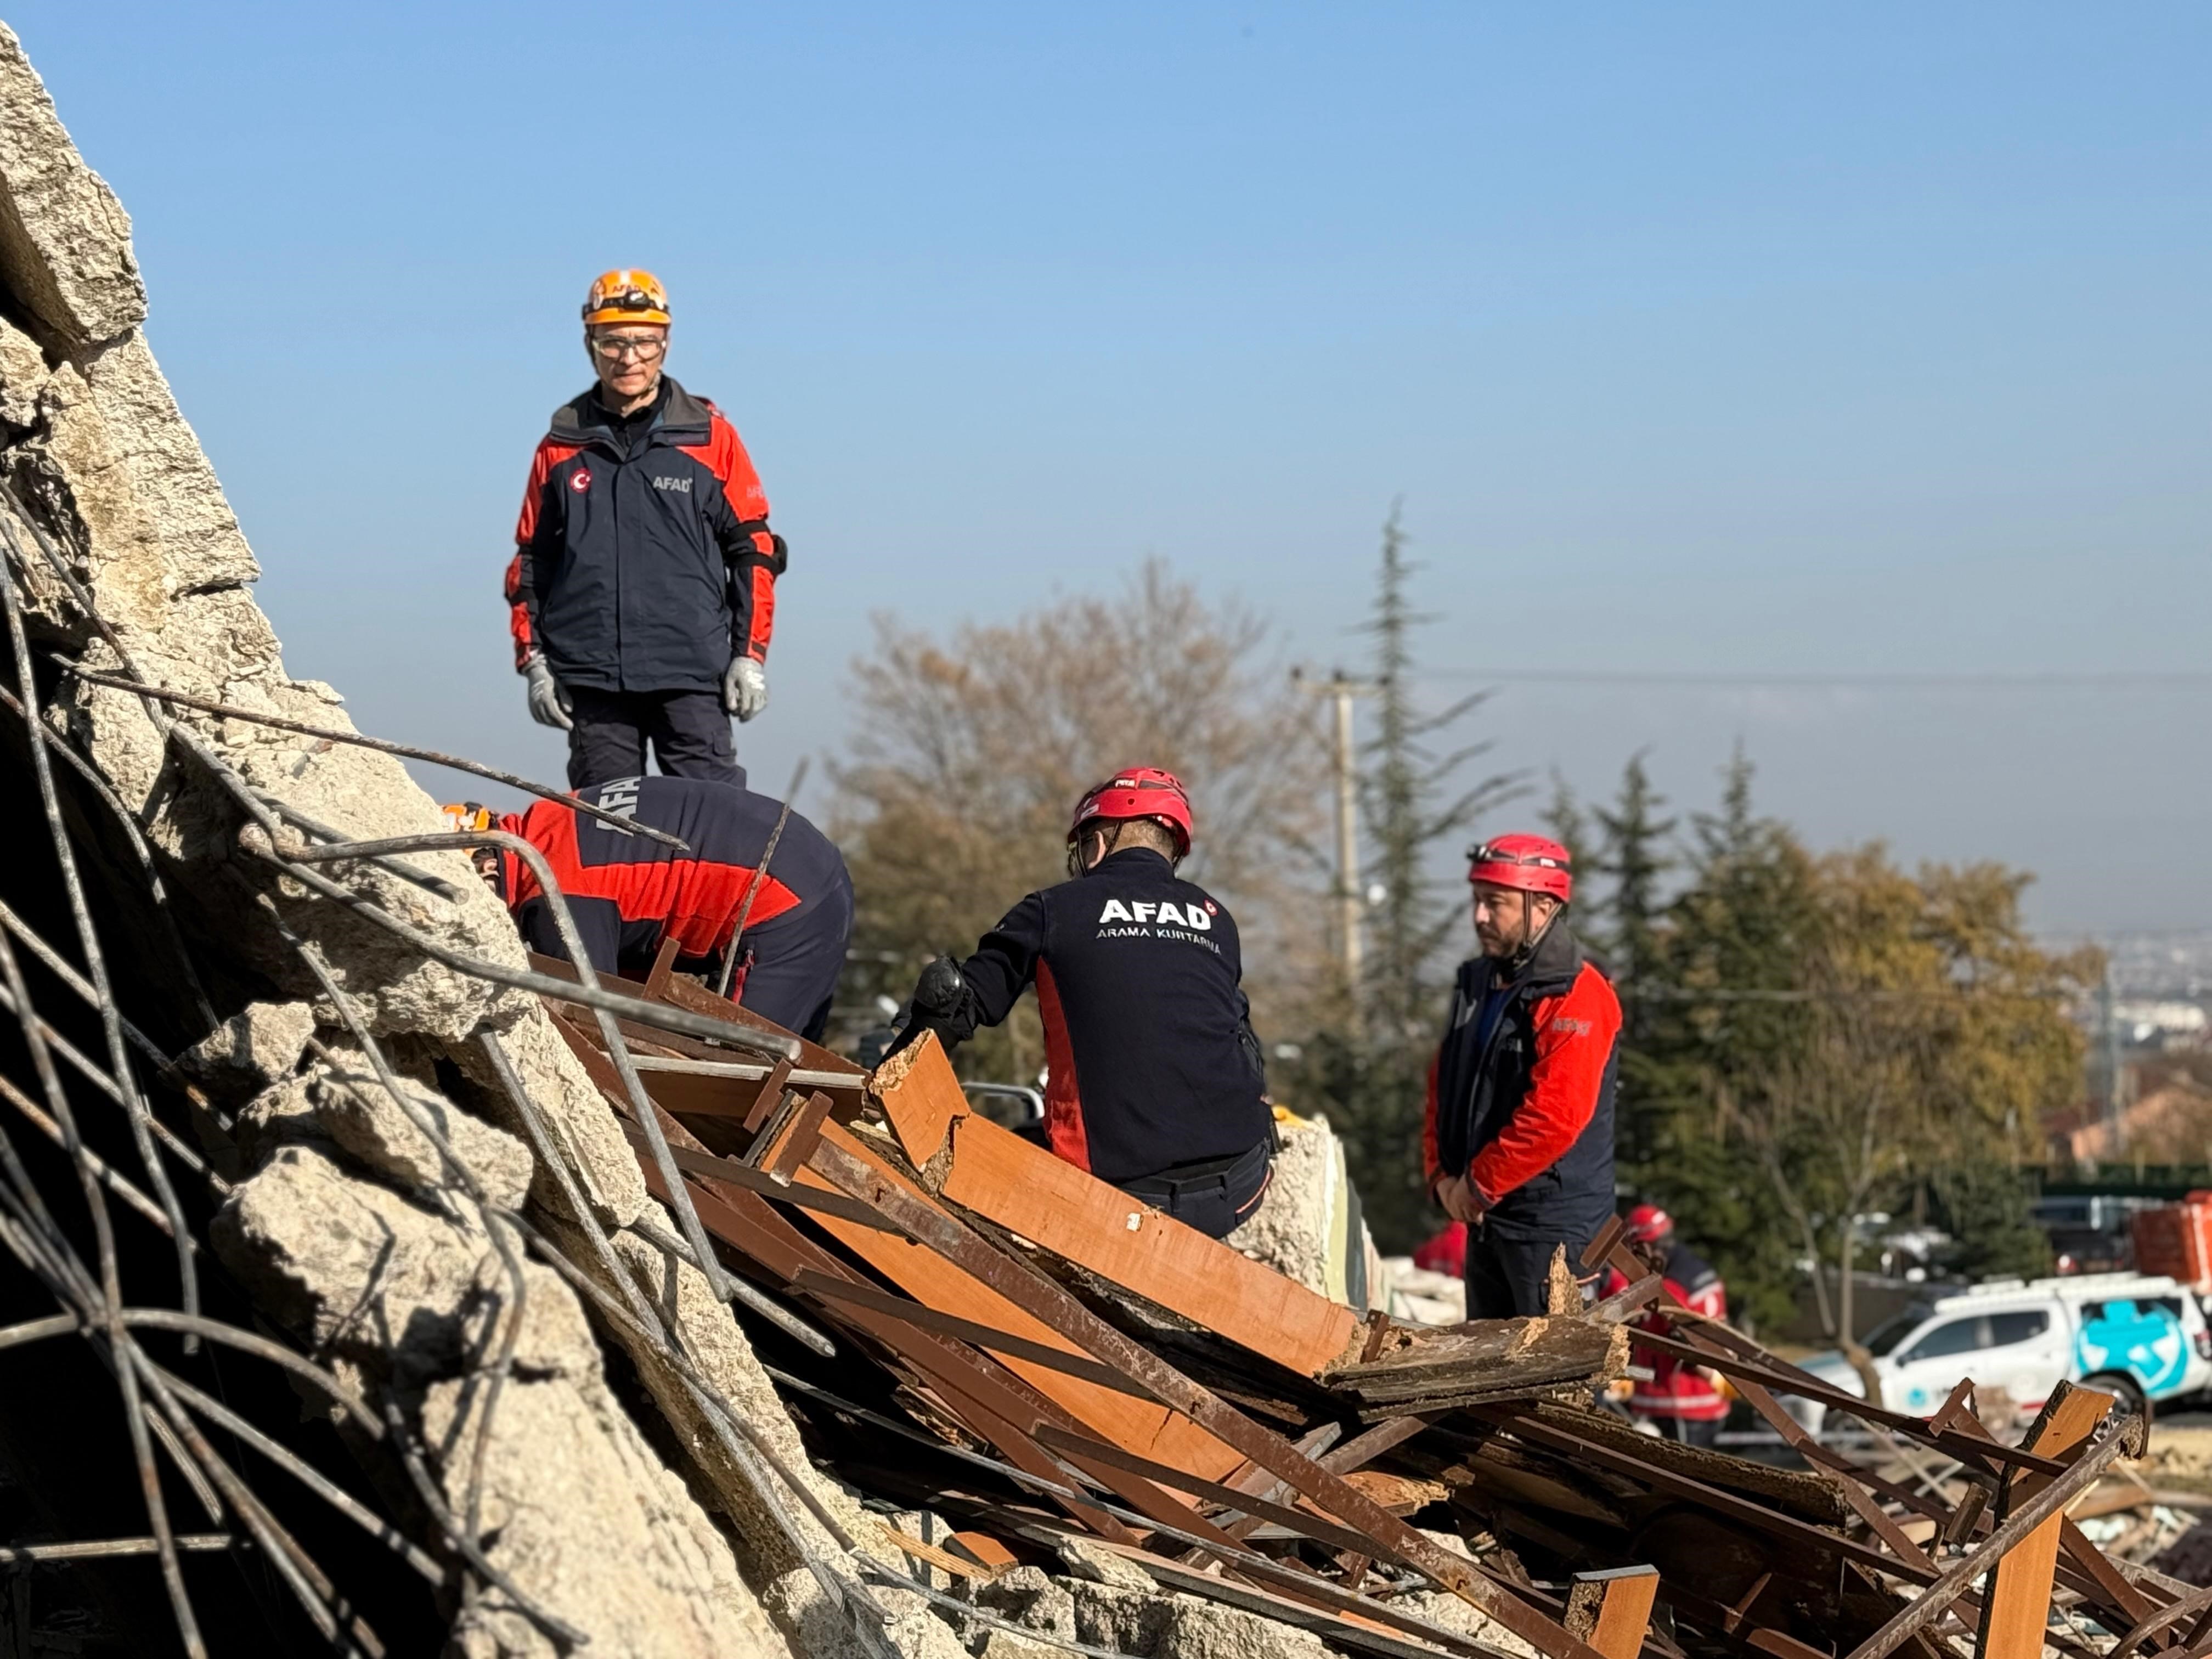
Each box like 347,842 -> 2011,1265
499,776 -> 850,1037
1421,921 -> 1622,1245
504,377 -> 786,695
1599,1243 -> 1729,1421
949,848 -> 1272,1185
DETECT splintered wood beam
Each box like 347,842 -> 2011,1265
1843,1390 -> 2136,1659
1032,1423 -> 1385,1560
1975,1385 -> 2114,1659
789,1268 -> 1150,1398
869,1034 -> 1362,1376
1567,1567 -> 1661,1659
805,1130 -> 1620,1659
793,1120 -> 1249,1482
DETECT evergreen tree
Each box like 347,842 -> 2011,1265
1358,505 -> 1516,1041
1288,506 -> 1519,1251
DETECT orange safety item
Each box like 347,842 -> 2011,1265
581,268 -> 670,326
2132,1192 -> 2212,1294
441,802 -> 495,836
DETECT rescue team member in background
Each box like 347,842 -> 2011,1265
1598,1204 -> 1730,1447
505,270 -> 787,789
888,769 -> 1275,1239
452,775 -> 850,1041
1422,835 -> 1623,1318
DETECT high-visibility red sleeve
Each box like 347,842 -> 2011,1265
1467,965 -> 1622,1202
507,439 -> 576,670
691,405 -> 784,662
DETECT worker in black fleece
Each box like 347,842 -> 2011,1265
889,768 -> 1274,1239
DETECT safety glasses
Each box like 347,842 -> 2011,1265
590,333 -> 667,362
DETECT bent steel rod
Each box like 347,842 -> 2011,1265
57,662 -> 690,853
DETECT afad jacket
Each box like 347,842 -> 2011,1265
1420,920 -> 1622,1245
1599,1243 -> 1730,1421
504,377 -> 786,695
946,848 -> 1273,1186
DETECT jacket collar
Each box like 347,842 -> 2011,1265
1475,914 -> 1585,996
549,376 -> 713,449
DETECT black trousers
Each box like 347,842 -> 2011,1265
1115,1140 -> 1273,1240
1464,1227 -> 1583,1320
1639,1413 -> 1720,1449
566,688 -> 740,789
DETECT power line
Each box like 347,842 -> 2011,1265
1417,668 -> 2212,689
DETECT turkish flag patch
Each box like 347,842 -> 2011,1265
569,467 -> 592,494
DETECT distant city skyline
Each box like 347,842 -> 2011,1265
13,2 -> 2208,933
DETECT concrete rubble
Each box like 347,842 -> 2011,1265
0,23 -> 1376,1657
0,21 -> 2196,1659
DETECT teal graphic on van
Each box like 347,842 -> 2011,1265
2075,1299 -> 2187,1397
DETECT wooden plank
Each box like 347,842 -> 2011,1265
642,935 -> 684,1000
1031,1424 -> 1387,1559
795,1119 -> 1249,1482
1566,1567 -> 1660,1659
1976,1385 -> 2113,1659
627,1121 -> 1148,1544
878,1523 -> 1012,1582
530,947 -> 864,1081
947,1533 -> 1019,1577
789,1268 -> 1151,1397
806,1131 -> 1614,1659
872,1035 -> 1362,1376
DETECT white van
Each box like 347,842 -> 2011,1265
1786,1272 -> 2212,1437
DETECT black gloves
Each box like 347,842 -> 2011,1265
885,956 -> 982,1060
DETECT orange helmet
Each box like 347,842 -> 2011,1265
581,268 -> 670,327
441,802 -> 495,836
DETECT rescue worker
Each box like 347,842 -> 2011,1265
456,775 -> 850,1042
1599,1204 -> 1730,1446
504,269 -> 787,789
889,768 -> 1274,1239
1422,834 -> 1623,1319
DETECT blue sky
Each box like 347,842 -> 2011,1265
14,3 -> 2210,933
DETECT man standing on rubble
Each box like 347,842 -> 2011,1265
504,269 -> 787,789
1599,1204 -> 1731,1446
1423,835 -> 1623,1319
453,774 -> 850,1041
887,768 -> 1277,1240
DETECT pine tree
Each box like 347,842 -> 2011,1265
1288,506 -> 1520,1250
1590,752 -> 1675,1001
1358,505 -> 1519,1042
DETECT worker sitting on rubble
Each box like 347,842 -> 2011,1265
1599,1203 -> 1730,1447
504,268 -> 787,789
887,767 -> 1276,1240
1423,834 -> 1623,1320
451,774 -> 850,1041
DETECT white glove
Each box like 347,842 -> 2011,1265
723,656 -> 769,721
524,658 -> 573,730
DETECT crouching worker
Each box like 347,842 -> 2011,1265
1600,1203 -> 1730,1447
452,774 -> 851,1041
888,768 -> 1274,1239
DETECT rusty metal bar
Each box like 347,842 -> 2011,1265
804,1132 -> 1616,1659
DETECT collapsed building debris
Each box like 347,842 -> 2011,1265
0,18 -> 2203,1659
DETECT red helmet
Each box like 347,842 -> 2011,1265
1068,766 -> 1193,857
1467,833 -> 1573,902
1625,1203 -> 1673,1244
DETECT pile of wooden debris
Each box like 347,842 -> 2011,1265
551,955 -> 2209,1659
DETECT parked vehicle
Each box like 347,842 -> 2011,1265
1785,1272 -> 2212,1437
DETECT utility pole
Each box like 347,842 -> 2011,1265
1294,668 -> 1378,1009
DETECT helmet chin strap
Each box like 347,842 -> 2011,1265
1070,821 -> 1126,879
1504,894 -> 1564,973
